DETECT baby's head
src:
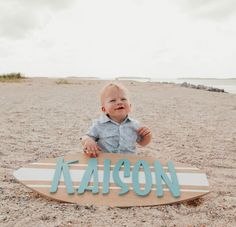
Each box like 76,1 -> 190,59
100,82 -> 131,123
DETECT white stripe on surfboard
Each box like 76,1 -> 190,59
31,163 -> 199,171
14,168 -> 209,187
25,184 -> 209,193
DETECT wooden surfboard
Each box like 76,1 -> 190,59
13,153 -> 210,207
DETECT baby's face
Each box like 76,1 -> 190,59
101,87 -> 131,123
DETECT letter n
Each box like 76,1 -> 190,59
154,161 -> 180,198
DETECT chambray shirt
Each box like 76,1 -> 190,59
86,114 -> 141,154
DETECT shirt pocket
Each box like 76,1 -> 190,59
124,127 -> 138,143
99,128 -> 119,148
99,127 -> 117,138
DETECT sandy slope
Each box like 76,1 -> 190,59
0,78 -> 235,226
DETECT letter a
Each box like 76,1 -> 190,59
77,158 -> 99,194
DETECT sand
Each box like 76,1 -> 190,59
0,78 -> 235,227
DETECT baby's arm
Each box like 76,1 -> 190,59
81,119 -> 101,157
81,135 -> 101,157
137,126 -> 152,146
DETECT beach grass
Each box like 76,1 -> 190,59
55,79 -> 70,85
0,72 -> 25,82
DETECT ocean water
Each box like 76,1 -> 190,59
151,78 -> 236,94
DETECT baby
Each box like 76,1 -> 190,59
81,82 -> 152,157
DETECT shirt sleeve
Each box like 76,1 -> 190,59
86,120 -> 99,141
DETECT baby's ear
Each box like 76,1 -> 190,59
101,106 -> 106,112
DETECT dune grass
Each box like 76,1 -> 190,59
0,73 -> 25,82
55,79 -> 70,85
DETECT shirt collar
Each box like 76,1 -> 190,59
99,114 -> 131,125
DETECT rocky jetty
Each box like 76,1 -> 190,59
180,82 -> 226,93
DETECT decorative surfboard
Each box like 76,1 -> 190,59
13,153 -> 210,207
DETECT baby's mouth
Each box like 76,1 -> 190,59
115,107 -> 125,110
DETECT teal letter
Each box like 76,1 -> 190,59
113,159 -> 130,195
102,159 -> 111,194
50,157 -> 78,195
132,160 -> 152,196
77,158 -> 99,194
154,161 -> 180,198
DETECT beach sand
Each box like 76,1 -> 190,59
0,78 -> 235,226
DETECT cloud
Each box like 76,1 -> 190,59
0,0 -> 75,40
175,0 -> 236,20
0,7 -> 44,39
18,0 -> 76,10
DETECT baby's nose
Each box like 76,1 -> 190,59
117,99 -> 123,104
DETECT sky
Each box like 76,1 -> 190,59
0,0 -> 236,79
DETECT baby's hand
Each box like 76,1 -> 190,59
137,126 -> 152,146
137,127 -> 151,137
83,137 -> 101,158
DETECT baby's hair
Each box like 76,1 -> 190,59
100,82 -> 129,104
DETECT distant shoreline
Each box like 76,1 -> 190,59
1,76 -> 236,94
178,77 -> 236,80
115,76 -> 151,81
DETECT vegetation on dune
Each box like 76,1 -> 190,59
0,72 -> 26,82
55,79 -> 70,85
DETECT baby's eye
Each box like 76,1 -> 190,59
121,98 -> 127,101
109,99 -> 116,102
